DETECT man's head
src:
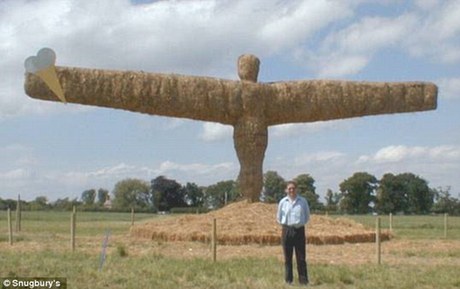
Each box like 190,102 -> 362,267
286,181 -> 297,199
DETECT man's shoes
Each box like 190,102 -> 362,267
299,276 -> 309,286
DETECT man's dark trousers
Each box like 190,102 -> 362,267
282,225 -> 308,284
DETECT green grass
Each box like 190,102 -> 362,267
1,211 -> 460,289
1,251 -> 459,289
333,214 -> 460,239
0,210 -> 159,246
0,210 -> 157,236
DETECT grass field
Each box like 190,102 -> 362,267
332,214 -> 460,240
1,210 -> 459,289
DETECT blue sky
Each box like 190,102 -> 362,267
1,0 -> 459,202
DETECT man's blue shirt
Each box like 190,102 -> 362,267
277,195 -> 310,228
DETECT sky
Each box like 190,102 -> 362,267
1,0 -> 459,202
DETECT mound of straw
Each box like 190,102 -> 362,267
130,200 -> 391,245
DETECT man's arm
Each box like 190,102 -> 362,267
276,199 -> 285,224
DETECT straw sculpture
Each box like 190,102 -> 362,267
25,54 -> 437,202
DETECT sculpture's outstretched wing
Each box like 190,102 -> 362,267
24,66 -> 243,125
265,80 -> 437,125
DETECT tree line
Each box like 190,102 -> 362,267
1,171 -> 459,215
262,171 -> 459,215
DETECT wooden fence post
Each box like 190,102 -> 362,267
212,218 -> 217,262
376,217 -> 381,265
444,213 -> 448,239
131,207 -> 135,226
16,194 -> 21,232
71,206 -> 76,251
389,213 -> 393,233
8,208 -> 13,245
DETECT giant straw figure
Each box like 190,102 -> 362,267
24,51 -> 437,202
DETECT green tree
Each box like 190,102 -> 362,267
294,174 -> 323,211
97,188 -> 110,205
112,178 -> 152,211
184,182 -> 204,207
0,198 -> 18,210
151,176 -> 186,211
401,173 -> 434,214
263,171 -> 286,203
376,173 -> 408,214
325,189 -> 340,212
339,172 -> 377,214
81,189 -> 96,206
52,197 -> 80,211
377,173 -> 434,214
205,180 -> 240,209
432,186 -> 460,215
29,196 -> 49,210
0,198 -> 6,210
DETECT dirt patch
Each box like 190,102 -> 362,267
130,200 -> 391,245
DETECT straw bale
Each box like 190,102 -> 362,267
130,200 -> 391,245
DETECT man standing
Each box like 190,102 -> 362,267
277,181 -> 310,285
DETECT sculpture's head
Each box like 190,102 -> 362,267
237,54 -> 260,83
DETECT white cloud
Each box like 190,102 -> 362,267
265,150 -> 351,197
0,160 -> 238,200
270,119 -> 353,138
324,15 -> 416,55
155,160 -> 235,176
313,14 -> 417,77
87,163 -> 151,178
437,78 -> 460,99
316,55 -> 369,78
0,168 -> 31,180
404,0 -> 460,63
358,145 -> 460,164
0,144 -> 38,167
293,151 -> 346,167
307,1 -> 460,77
375,145 -> 425,163
259,0 -> 354,53
414,0 -> 441,10
75,161 -> 238,189
199,122 -> 233,142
